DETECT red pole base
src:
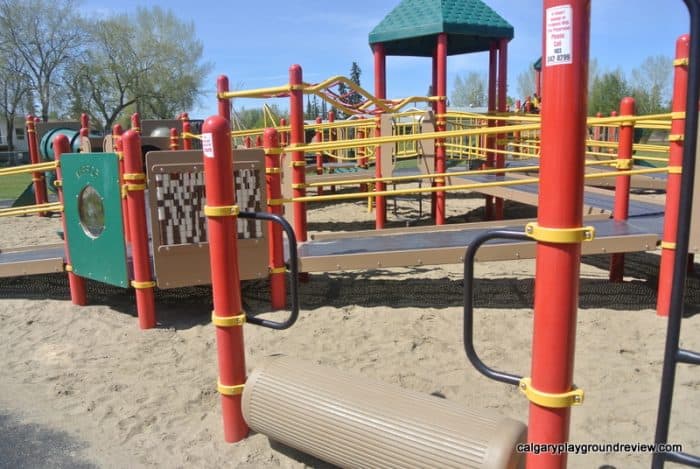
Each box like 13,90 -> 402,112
270,272 -> 286,310
68,273 -> 87,306
135,288 -> 156,329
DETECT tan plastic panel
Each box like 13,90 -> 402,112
243,356 -> 527,469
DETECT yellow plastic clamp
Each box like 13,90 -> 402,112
131,127 -> 141,133
211,311 -> 246,327
616,159 -> 633,170
290,161 -> 306,167
123,172 -> 146,181
668,134 -> 684,142
661,241 -> 677,250
265,167 -> 281,174
620,120 -> 635,127
204,205 -> 240,217
673,58 -> 689,67
53,179 -> 63,188
65,264 -> 73,272
433,178 -> 446,184
31,177 -> 44,182
121,183 -> 147,198
264,147 -> 283,155
267,198 -> 285,206
131,280 -> 156,289
671,111 -> 686,119
289,84 -> 305,91
667,166 -> 683,175
269,266 -> 286,274
291,183 -> 307,189
217,380 -> 244,396
519,378 -> 584,408
525,223 -> 595,243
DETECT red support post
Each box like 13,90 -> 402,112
169,128 -> 179,150
279,117 -> 288,147
373,43 -> 387,229
217,75 -> 231,123
264,128 -> 286,310
244,136 -> 252,149
609,97 -> 635,282
131,113 -> 141,134
526,3 -> 591,468
122,130 -> 156,329
182,119 -> 192,150
80,113 -> 89,138
54,134 -> 87,306
485,42 -> 498,220
255,135 -> 263,147
495,38 -> 509,220
26,116 -> 49,215
657,34 -> 690,317
434,33 -> 447,225
289,65 -> 307,243
201,115 -> 249,442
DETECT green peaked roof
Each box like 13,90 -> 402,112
369,0 -> 514,57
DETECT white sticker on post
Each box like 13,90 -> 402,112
545,5 -> 573,66
202,132 -> 214,158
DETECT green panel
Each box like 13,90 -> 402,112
368,0 -> 514,57
61,152 -> 129,287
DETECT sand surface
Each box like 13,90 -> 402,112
1,192 -> 699,468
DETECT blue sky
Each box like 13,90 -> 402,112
82,0 -> 690,118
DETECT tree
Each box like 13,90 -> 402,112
67,6 -> 211,131
629,55 -> 672,114
451,72 -> 486,108
588,70 -> 629,116
347,61 -> 362,107
516,70 -> 536,99
0,47 -> 31,150
0,0 -> 86,122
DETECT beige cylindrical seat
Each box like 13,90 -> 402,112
242,356 -> 526,469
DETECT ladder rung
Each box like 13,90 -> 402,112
662,450 -> 700,467
677,348 -> 700,365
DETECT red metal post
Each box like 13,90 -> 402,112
279,117 -> 288,146
201,115 -> 248,442
182,119 -> 192,150
374,43 -> 387,229
122,130 -> 156,330
657,34 -> 689,317
289,64 -> 307,243
495,38 -> 509,220
527,3 -> 591,468
255,135 -> 262,147
485,42 -> 498,220
26,116 -> 49,214
264,128 -> 286,310
434,33 -> 447,225
217,75 -> 231,123
53,134 -> 87,306
131,113 -> 141,134
535,69 -> 542,96
609,97 -> 635,282
169,128 -> 179,150
244,136 -> 252,149
80,113 -> 89,138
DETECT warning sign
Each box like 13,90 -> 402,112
545,5 -> 573,66
202,132 -> 214,158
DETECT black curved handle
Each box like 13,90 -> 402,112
463,229 -> 530,386
239,211 -> 299,330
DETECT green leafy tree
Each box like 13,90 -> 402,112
347,61 -> 362,106
0,47 -> 31,150
451,72 -> 486,108
516,70 -> 536,99
588,70 -> 629,116
629,55 -> 672,115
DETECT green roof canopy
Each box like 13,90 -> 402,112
369,0 -> 514,57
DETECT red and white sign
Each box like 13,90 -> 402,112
202,133 -> 214,158
545,5 -> 573,66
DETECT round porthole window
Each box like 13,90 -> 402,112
78,185 -> 105,238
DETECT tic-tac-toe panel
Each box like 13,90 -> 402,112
146,149 -> 268,288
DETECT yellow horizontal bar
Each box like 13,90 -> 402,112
0,161 -> 57,177
0,202 -> 63,217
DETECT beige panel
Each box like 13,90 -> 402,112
418,110 -> 436,174
243,356 -> 526,469
0,258 -> 64,277
690,119 -> 700,252
380,113 -> 395,175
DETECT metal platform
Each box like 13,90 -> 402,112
297,216 -> 662,273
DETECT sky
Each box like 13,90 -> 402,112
81,0 -> 691,118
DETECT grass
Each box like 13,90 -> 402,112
0,173 -> 32,200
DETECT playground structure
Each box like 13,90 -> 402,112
0,0 -> 698,467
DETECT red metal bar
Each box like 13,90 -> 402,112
657,34 -> 690,317
609,97 -> 635,282
113,124 -> 130,243
485,42 -> 498,220
169,128 -> 179,150
201,115 -> 248,442
374,43 -> 387,229
26,116 -> 49,215
122,130 -> 156,330
431,48 -> 438,115
131,113 -> 141,134
80,113 -> 89,138
255,135 -> 262,147
264,128 -> 286,310
434,33 -> 447,225
495,38 -> 509,220
527,2 -> 591,468
53,134 -> 87,306
289,64 -> 307,243
244,136 -> 252,149
217,75 -> 231,123
182,119 -> 192,150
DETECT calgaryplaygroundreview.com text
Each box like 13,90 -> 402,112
517,442 -> 684,455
